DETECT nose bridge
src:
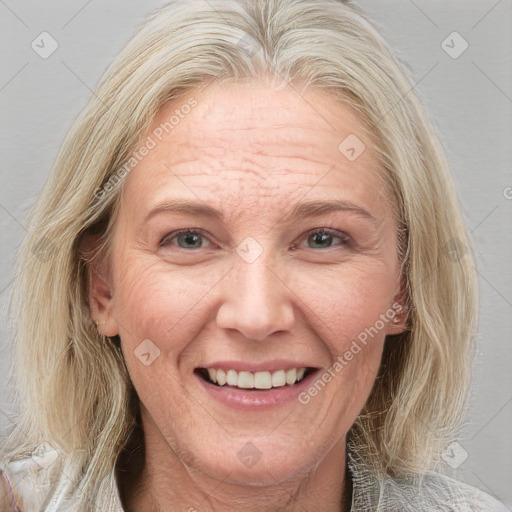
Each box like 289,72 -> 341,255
216,239 -> 296,340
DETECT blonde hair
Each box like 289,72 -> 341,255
2,0 -> 477,508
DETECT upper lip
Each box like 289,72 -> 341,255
196,360 -> 319,373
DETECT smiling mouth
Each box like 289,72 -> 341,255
195,367 -> 316,390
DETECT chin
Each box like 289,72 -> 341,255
182,434 -> 325,487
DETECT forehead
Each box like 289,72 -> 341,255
121,81 -> 389,222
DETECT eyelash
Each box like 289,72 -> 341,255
159,228 -> 352,251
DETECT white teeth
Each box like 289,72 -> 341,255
203,367 -> 309,389
254,371 -> 272,389
285,368 -> 297,385
226,369 -> 238,386
216,369 -> 227,386
238,371 -> 254,389
271,370 -> 286,387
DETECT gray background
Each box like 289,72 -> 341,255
1,0 -> 511,508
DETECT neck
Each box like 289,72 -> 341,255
117,416 -> 352,512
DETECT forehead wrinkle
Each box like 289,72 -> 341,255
163,161 -> 333,181
128,83 -> 387,235
174,124 -> 339,160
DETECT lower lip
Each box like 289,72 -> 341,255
195,370 -> 319,410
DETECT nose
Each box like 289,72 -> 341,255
215,247 -> 297,342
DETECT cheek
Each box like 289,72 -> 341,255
111,236 -> 398,358
297,268 -> 392,421
111,255 -> 221,351
292,261 -> 398,346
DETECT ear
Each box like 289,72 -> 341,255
387,276 -> 409,335
81,233 -> 119,337
386,302 -> 408,335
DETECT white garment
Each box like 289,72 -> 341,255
1,446 -> 509,511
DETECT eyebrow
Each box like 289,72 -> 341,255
144,198 -> 377,224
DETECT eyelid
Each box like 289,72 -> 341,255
159,228 -> 214,248
293,227 -> 352,249
159,227 -> 352,250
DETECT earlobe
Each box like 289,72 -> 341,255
81,234 -> 119,337
389,303 -> 409,334
388,278 -> 409,334
88,269 -> 119,337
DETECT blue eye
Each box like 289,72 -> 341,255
160,229 -> 210,249
159,228 -> 351,251
302,229 -> 351,250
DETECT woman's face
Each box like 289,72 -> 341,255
91,81 -> 406,485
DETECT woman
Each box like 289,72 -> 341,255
0,0 -> 507,510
